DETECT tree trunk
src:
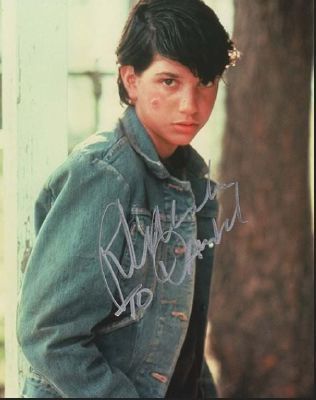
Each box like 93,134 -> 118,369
208,0 -> 314,398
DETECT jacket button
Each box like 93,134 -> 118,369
171,311 -> 188,321
151,372 -> 168,383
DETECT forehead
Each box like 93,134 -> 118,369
141,54 -> 197,80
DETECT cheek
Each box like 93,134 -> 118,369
203,93 -> 217,117
150,97 -> 161,108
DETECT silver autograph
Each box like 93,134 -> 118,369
99,174 -> 247,320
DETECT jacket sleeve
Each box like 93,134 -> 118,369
17,151 -> 139,398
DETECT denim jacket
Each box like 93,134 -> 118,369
17,106 -> 218,398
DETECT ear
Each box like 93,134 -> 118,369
119,65 -> 138,104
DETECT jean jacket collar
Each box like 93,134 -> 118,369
118,106 -> 209,180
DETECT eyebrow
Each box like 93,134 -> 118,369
155,72 -> 180,78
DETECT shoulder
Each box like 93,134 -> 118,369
45,128 -> 145,197
72,128 -> 148,189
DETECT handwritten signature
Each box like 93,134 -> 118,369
99,170 -> 247,320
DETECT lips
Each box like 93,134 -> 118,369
172,121 -> 199,134
173,121 -> 199,126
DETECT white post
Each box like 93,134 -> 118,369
1,0 -> 68,396
0,130 -> 4,149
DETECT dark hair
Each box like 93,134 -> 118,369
116,0 -> 234,105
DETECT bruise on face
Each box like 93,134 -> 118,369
150,97 -> 160,108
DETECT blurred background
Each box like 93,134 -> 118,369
0,0 -> 313,398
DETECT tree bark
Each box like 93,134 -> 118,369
208,0 -> 314,398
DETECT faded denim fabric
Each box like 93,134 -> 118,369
17,106 -> 218,398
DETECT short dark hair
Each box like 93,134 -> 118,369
116,0 -> 234,105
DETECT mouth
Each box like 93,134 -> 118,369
172,122 -> 199,134
173,121 -> 199,126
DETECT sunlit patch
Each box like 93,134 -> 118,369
73,133 -> 108,152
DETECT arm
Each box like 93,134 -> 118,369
17,151 -> 139,398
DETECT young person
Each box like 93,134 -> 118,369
17,0 -> 239,397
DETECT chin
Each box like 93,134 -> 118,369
174,136 -> 197,146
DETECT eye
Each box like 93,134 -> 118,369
204,81 -> 214,88
163,78 -> 176,87
198,76 -> 220,88
199,80 -> 214,88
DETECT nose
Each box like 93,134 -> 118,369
179,88 -> 198,115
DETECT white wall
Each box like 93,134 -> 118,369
68,0 -> 130,149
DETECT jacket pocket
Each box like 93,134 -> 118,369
91,303 -> 145,336
90,301 -> 146,373
90,209 -> 155,341
117,209 -> 157,311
